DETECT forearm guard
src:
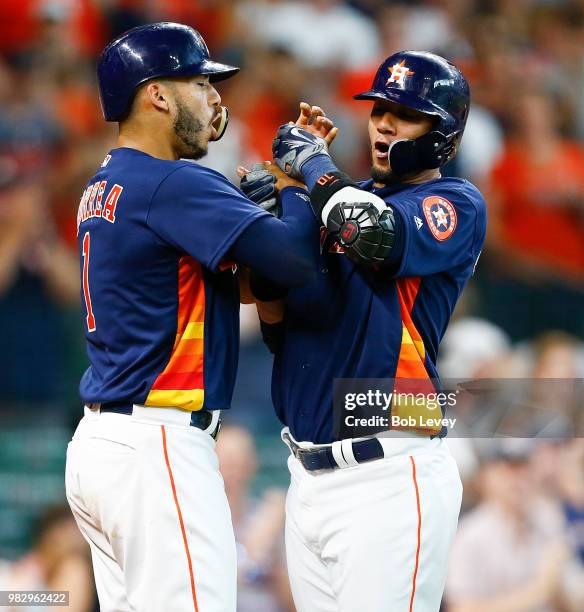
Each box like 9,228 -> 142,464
310,171 -> 398,266
326,202 -> 397,265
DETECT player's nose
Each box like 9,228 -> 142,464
376,111 -> 398,135
209,84 -> 221,107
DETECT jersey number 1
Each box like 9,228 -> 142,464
82,232 -> 96,332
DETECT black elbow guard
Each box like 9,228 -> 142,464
326,201 -> 397,265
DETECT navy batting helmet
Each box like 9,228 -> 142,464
354,51 -> 470,172
97,22 -> 240,121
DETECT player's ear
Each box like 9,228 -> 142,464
144,81 -> 172,114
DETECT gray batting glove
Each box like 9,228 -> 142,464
272,124 -> 330,180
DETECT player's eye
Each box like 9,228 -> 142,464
396,108 -> 419,121
371,104 -> 385,117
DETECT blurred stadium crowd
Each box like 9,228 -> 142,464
0,0 -> 583,610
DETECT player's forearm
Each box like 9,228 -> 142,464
278,139 -> 407,267
296,149 -> 409,268
256,300 -> 284,324
238,267 -> 255,304
259,318 -> 285,353
306,166 -> 405,267
298,153 -> 339,192
232,187 -> 318,286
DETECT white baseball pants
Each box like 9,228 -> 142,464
284,434 -> 462,612
65,406 -> 237,612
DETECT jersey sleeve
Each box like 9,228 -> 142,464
146,163 -> 271,271
390,186 -> 487,277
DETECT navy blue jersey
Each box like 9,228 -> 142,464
271,177 -> 487,443
77,147 -> 270,411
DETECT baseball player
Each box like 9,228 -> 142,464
242,51 -> 487,611
64,23 -> 316,612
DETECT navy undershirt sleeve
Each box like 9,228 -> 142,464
301,154 -> 339,191
231,186 -> 319,287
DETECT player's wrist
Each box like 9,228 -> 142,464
308,170 -> 357,221
301,154 -> 338,192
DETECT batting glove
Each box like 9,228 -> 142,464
272,124 -> 330,180
240,163 -> 280,217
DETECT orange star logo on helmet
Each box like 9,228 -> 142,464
386,60 -> 415,87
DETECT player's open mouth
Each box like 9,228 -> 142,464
210,114 -> 220,139
210,108 -> 228,141
373,140 -> 390,159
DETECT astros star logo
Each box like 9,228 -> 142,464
422,196 -> 457,241
432,206 -> 449,229
387,60 -> 415,87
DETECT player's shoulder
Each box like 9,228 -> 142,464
411,177 -> 486,214
411,177 -> 487,238
103,148 -> 233,190
154,159 -> 237,195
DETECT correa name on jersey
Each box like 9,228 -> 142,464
77,180 -> 124,231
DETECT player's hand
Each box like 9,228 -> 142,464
238,163 -> 280,216
296,102 -> 339,145
272,124 -> 330,180
237,163 -> 306,217
262,162 -> 306,192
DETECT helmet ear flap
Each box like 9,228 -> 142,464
433,129 -> 465,166
427,131 -> 460,166
388,130 -> 454,176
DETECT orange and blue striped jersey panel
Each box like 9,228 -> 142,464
146,256 -> 205,411
393,277 -> 443,436
395,277 -> 427,379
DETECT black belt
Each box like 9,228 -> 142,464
283,432 -> 385,472
99,401 -> 221,439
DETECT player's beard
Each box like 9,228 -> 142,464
371,163 -> 400,186
173,97 -> 208,160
